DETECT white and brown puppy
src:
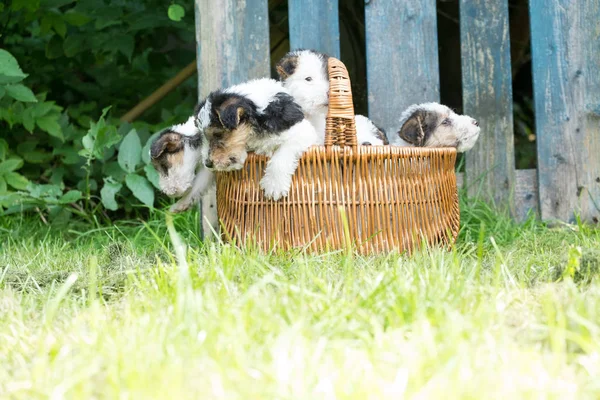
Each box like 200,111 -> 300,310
391,102 -> 480,152
196,78 -> 319,201
275,49 -> 388,146
149,116 -> 218,235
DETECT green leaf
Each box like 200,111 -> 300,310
28,184 -> 62,199
46,34 -> 64,59
81,106 -> 120,159
142,132 -> 160,164
23,150 -> 53,164
13,0 -> 40,11
144,164 -> 160,189
5,172 -> 30,190
41,0 -> 74,7
0,87 -> 4,100
100,178 -> 122,211
0,158 -> 24,174
118,129 -> 141,173
0,139 -> 8,160
36,115 -> 64,141
63,34 -> 86,57
106,34 -> 135,61
0,177 -> 6,194
64,10 -> 91,26
5,84 -> 38,103
167,4 -> 185,21
0,49 -> 27,84
125,174 -> 154,207
59,190 -> 82,204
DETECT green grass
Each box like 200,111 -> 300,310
1,199 -> 600,399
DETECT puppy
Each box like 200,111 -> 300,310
391,102 -> 480,152
276,49 -> 388,146
149,116 -> 218,236
196,78 -> 319,201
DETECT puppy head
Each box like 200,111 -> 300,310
198,94 -> 255,172
150,116 -> 202,198
396,103 -> 480,152
276,49 -> 329,116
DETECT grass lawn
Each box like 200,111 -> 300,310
1,197 -> 600,399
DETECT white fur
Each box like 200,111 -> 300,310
169,166 -> 215,213
155,116 -> 204,198
226,78 -> 288,113
392,102 -> 481,152
256,119 -> 318,200
279,49 -> 385,145
355,115 -> 385,145
197,99 -> 212,130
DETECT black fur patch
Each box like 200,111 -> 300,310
397,109 -> 440,146
206,91 -> 258,130
373,122 -> 389,145
201,90 -> 304,136
258,92 -> 304,133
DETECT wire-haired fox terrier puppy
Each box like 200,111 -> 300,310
390,102 -> 481,152
149,116 -> 218,234
196,78 -> 319,200
275,49 -> 388,146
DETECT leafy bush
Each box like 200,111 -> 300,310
0,0 -> 196,222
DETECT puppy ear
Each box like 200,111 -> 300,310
398,110 -> 429,147
150,132 -> 182,159
216,104 -> 245,130
275,56 -> 298,80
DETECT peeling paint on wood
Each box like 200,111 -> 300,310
195,0 -> 270,98
459,0 -> 516,216
365,0 -> 440,134
529,0 -> 600,222
194,0 -> 270,239
458,169 -> 538,221
288,0 -> 340,58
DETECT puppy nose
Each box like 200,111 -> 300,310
229,156 -> 238,164
204,159 -> 214,168
472,119 -> 479,127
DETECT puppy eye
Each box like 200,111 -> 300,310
305,77 -> 312,82
441,118 -> 451,125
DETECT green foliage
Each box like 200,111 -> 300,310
0,0 -> 198,222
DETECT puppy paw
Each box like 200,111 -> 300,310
170,198 -> 194,213
260,175 -> 291,201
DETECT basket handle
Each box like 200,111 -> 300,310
325,57 -> 357,148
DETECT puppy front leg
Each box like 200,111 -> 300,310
170,168 -> 215,213
260,120 -> 318,201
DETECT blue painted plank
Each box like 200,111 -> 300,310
365,0 -> 440,134
194,0 -> 270,238
459,0 -> 516,216
288,0 -> 340,58
529,0 -> 600,223
195,0 -> 270,97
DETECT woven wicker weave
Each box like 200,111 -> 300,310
215,58 -> 460,254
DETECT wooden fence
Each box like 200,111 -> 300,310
194,0 -> 600,224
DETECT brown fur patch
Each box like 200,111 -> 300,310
275,55 -> 298,80
207,123 -> 253,169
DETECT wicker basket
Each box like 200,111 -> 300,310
215,58 -> 460,254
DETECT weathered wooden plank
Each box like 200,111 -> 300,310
457,169 -> 539,221
529,0 -> 600,223
288,0 -> 340,58
459,0 -> 516,216
365,0 -> 440,134
195,0 -> 270,97
194,0 -> 270,239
